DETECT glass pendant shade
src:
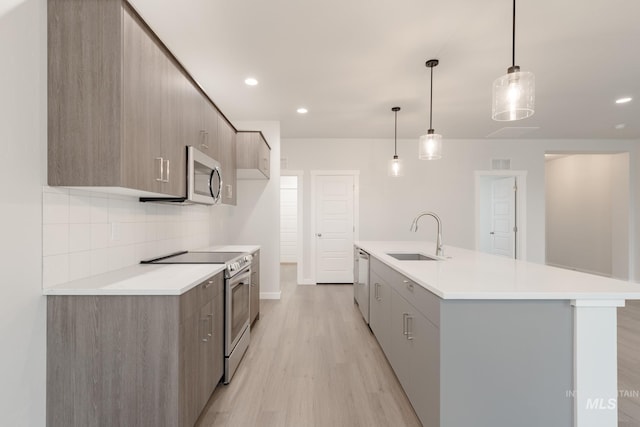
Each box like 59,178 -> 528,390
418,130 -> 442,160
492,68 -> 535,121
388,155 -> 404,177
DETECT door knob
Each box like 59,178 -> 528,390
316,233 -> 322,237
490,231 -> 495,235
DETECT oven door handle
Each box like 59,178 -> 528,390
229,270 -> 251,290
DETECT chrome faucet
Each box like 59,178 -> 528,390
410,211 -> 444,257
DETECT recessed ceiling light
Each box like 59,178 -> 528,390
615,97 -> 632,104
244,77 -> 258,86
296,107 -> 308,114
615,123 -> 626,130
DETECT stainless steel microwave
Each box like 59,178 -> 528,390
140,146 -> 222,205
187,146 -> 222,205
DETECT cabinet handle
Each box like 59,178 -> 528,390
406,315 -> 414,340
155,157 -> 164,182
404,281 -> 414,291
375,283 -> 381,301
402,313 -> 409,336
208,314 -> 213,338
163,159 -> 170,183
201,317 -> 209,342
203,281 -> 212,289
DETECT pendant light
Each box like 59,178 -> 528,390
388,107 -> 404,177
492,0 -> 535,121
419,59 -> 442,160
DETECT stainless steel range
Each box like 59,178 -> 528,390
141,251 -> 252,383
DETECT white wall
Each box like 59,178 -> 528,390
546,155 -> 613,276
545,153 -> 630,279
0,0 -> 47,425
224,121 -> 281,298
281,138 -> 640,283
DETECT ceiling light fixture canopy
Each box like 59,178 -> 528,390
244,77 -> 258,86
388,107 -> 404,177
492,0 -> 535,121
419,59 -> 442,160
296,107 -> 308,114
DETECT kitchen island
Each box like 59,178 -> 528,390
355,241 -> 640,427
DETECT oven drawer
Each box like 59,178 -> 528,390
180,271 -> 224,323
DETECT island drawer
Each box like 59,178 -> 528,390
371,257 -> 440,327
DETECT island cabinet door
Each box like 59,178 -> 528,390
406,312 -> 440,427
369,273 -> 392,354
389,288 -> 413,391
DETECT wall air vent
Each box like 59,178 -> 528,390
280,157 -> 288,170
491,158 -> 511,170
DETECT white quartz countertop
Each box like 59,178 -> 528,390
43,244 -> 260,296
356,241 -> 640,301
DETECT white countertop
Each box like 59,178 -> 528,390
43,244 -> 260,296
356,241 -> 640,301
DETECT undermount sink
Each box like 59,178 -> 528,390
387,253 -> 438,261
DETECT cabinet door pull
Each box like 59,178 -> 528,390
375,283 -> 381,301
405,281 -> 414,291
155,157 -> 164,182
201,317 -> 209,342
208,314 -> 213,338
163,159 -> 170,183
402,313 -> 409,336
406,315 -> 414,340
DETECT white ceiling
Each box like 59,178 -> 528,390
129,0 -> 640,140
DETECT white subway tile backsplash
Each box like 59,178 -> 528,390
90,196 -> 108,223
43,192 -> 69,224
69,223 -> 91,252
69,194 -> 92,223
69,251 -> 92,281
42,189 -> 212,288
43,254 -> 69,287
43,224 -> 69,256
90,248 -> 110,276
91,223 -> 110,249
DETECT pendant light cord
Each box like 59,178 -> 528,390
429,65 -> 434,130
394,109 -> 398,156
512,0 -> 516,68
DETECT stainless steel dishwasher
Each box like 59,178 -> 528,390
353,247 -> 370,324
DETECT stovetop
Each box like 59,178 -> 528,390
141,251 -> 252,277
141,251 -> 244,264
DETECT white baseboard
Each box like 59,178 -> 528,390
260,291 -> 281,300
297,278 -> 315,285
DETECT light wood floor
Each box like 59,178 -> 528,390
196,265 -> 640,427
196,264 -> 421,427
618,300 -> 640,426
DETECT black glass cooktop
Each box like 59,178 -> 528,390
141,251 -> 244,264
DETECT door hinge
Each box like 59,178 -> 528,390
513,226 -> 518,232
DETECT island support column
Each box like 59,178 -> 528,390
571,299 -> 624,427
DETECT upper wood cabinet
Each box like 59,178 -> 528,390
236,131 -> 271,180
48,0 -> 236,201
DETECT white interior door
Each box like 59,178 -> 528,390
491,177 -> 516,258
315,175 -> 355,283
280,176 -> 298,263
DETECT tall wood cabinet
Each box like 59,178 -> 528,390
48,0 -> 237,203
47,272 -> 224,427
